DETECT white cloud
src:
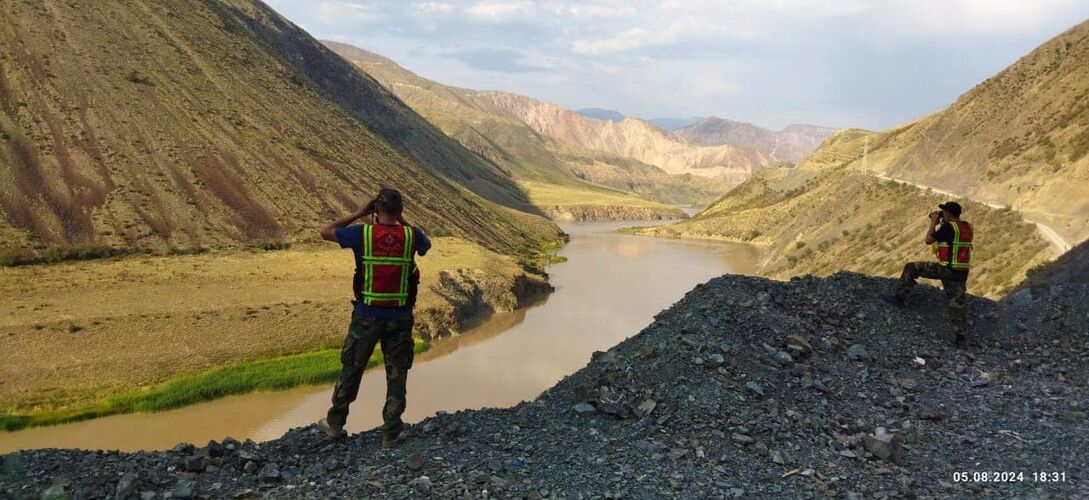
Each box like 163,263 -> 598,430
882,0 -> 1079,36
412,1 -> 457,16
267,0 -> 1089,129
465,0 -> 536,23
571,15 -> 758,56
559,1 -> 637,19
313,1 -> 388,26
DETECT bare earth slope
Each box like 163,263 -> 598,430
325,42 -> 719,216
0,0 -> 557,259
676,117 -> 837,163
855,19 -> 1089,245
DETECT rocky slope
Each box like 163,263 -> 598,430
0,0 -> 559,261
326,42 -> 722,214
3,244 -> 1087,497
827,19 -> 1089,245
676,117 -> 837,163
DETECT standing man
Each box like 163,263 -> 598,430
315,188 -> 430,448
888,201 -> 974,347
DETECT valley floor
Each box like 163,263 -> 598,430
0,239 -> 548,419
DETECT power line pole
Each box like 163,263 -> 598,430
862,136 -> 869,175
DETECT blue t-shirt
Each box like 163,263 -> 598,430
336,224 -> 431,318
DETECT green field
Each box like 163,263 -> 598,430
521,180 -> 682,209
0,342 -> 428,432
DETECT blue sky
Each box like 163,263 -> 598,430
265,0 -> 1089,130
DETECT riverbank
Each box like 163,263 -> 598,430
0,220 -> 760,452
0,237 -> 549,423
4,267 -> 1085,497
522,180 -> 690,221
0,342 -> 429,432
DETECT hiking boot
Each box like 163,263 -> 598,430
882,294 -> 906,306
316,418 -> 346,440
381,432 -> 401,449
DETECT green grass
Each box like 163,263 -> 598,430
0,342 -> 428,432
520,180 -> 680,210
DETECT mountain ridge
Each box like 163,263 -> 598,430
326,41 -> 723,214
635,18 -> 1089,297
0,0 -> 559,260
675,116 -> 837,163
575,107 -> 624,122
859,18 -> 1089,245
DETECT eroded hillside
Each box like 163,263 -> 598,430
0,0 -> 559,261
326,41 -> 720,217
845,19 -> 1089,245
472,91 -> 773,186
676,117 -> 836,163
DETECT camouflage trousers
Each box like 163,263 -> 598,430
895,262 -> 968,333
327,312 -> 415,436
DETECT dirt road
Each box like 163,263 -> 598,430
874,173 -> 1072,254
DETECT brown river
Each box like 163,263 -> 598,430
0,221 -> 759,453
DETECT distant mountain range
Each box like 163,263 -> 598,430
649,117 -> 704,131
675,118 -> 837,163
574,112 -> 835,163
326,41 -> 727,219
468,91 -> 772,186
575,108 -> 625,122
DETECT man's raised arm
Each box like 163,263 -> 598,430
320,199 -> 374,242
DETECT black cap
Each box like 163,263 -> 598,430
938,201 -> 962,217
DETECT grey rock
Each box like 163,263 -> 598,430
573,402 -> 596,414
116,472 -> 138,499
183,455 -> 207,473
708,353 -> 726,366
864,430 -> 904,464
41,484 -> 68,500
406,453 -> 423,472
731,433 -> 754,445
635,399 -> 657,418
222,437 -> 240,451
172,480 -> 196,499
204,440 -> 224,458
243,461 -> 257,474
745,381 -> 764,397
258,463 -> 281,483
408,475 -> 432,492
846,344 -> 869,361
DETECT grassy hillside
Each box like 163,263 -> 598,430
637,127 -> 1054,297
853,18 -> 1089,245
635,19 -> 1089,297
327,41 -> 724,212
0,0 -> 560,261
